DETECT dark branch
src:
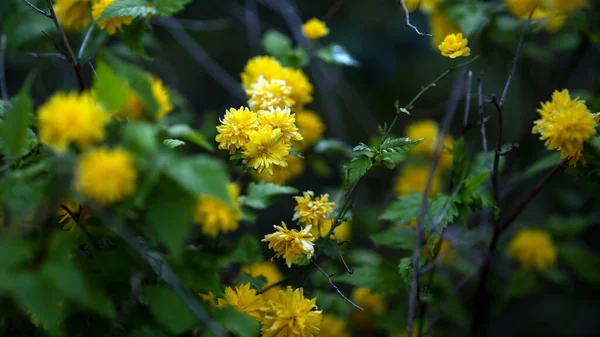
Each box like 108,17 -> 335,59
311,260 -> 363,310
396,0 -> 432,37
478,72 -> 490,170
22,0 -> 51,18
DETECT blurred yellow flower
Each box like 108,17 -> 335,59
216,107 -> 259,154
320,314 -> 350,337
199,292 -> 217,308
261,287 -> 322,337
406,120 -> 439,156
262,222 -> 315,267
532,89 -> 597,165
429,10 -> 461,47
254,154 -> 305,185
394,165 -> 441,198
246,76 -> 295,111
425,238 -> 456,264
509,229 -> 557,270
241,56 -> 286,89
243,126 -> 291,175
439,33 -> 471,58
439,135 -> 455,169
282,68 -> 314,109
295,110 -> 325,152
258,107 -> 303,142
545,0 -> 588,12
293,191 -> 336,227
122,90 -> 145,120
531,9 -> 566,32
302,18 -> 329,40
55,0 -> 91,32
505,0 -> 540,17
311,219 -> 351,242
92,0 -> 133,35
217,283 -> 264,321
148,75 -> 173,120
58,199 -> 94,232
38,92 -> 109,152
75,148 -> 137,205
240,262 -> 284,301
351,288 -> 386,314
194,183 -> 241,238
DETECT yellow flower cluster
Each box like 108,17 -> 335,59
262,222 -> 315,267
438,33 -> 471,59
194,183 -> 242,237
293,191 -> 336,227
217,283 -> 265,321
55,0 -> 91,32
508,228 -> 557,270
311,219 -> 351,242
505,0 -> 588,32
532,89 -> 598,165
253,154 -> 305,185
247,76 -> 295,111
92,0 -> 133,35
302,18 -> 329,40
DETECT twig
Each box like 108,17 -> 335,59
43,0 -> 85,91
157,18 -> 246,101
462,71 -> 473,132
245,0 -> 261,56
26,52 -> 67,60
22,0 -> 51,18
333,229 -> 353,274
311,260 -> 363,310
78,24 -> 95,61
397,0 -> 432,37
490,94 -> 503,203
478,72 -> 490,170
0,35 -> 7,100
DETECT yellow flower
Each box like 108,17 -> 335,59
505,0 -> 541,17
92,0 -> 133,35
319,314 -> 351,337
261,287 -> 322,337
508,228 -> 557,270
216,107 -> 259,154
258,107 -> 303,142
37,92 -> 109,152
506,1 -> 566,31
282,68 -> 314,109
439,33 -> 471,58
240,262 -> 284,301
545,0 -> 587,12
429,10 -> 461,47
58,199 -> 94,232
532,89 -> 597,165
425,238 -> 456,264
246,76 -> 295,111
122,90 -> 144,120
302,18 -> 329,40
199,292 -> 217,308
217,283 -> 265,321
295,110 -> 325,152
243,126 -> 291,175
253,154 -> 305,185
311,219 -> 351,242
394,165 -> 441,198
405,0 -> 441,12
531,9 -> 566,32
293,191 -> 336,227
194,183 -> 241,238
55,0 -> 91,32
350,288 -> 386,314
439,135 -> 455,169
148,75 -> 173,119
75,148 -> 137,205
241,56 -> 286,89
262,222 -> 315,267
406,119 -> 439,157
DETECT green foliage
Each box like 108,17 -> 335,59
380,192 -> 458,231
239,182 -> 298,209
505,270 -> 540,301
123,122 -> 159,155
94,61 -> 128,111
230,235 -> 263,265
370,226 -> 416,250
100,0 -> 158,20
167,124 -> 214,152
316,44 -> 359,67
210,307 -> 260,337
333,265 -> 403,294
347,153 -> 372,183
120,19 -> 152,59
546,215 -> 595,237
153,0 -> 193,16
261,30 -> 309,68
520,153 -> 562,180
0,76 -> 34,159
558,243 -> 600,285
165,155 -> 231,204
143,285 -> 198,334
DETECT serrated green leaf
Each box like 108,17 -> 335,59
348,154 -> 372,183
164,138 -> 186,148
262,30 -> 292,57
370,227 -> 415,250
280,47 -> 310,69
166,155 -> 231,204
143,285 -> 197,334
239,182 -> 297,209
1,75 -> 34,159
379,137 -> 423,154
236,274 -> 267,291
316,44 -> 359,66
398,257 -> 412,285
94,60 -> 128,111
230,235 -> 263,265
558,243 -> 600,285
381,192 -> 457,230
153,0 -> 192,16
99,0 -> 157,20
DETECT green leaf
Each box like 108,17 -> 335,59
398,257 -> 413,285
94,61 -> 128,111
143,285 -> 197,334
280,47 -> 310,69
1,76 -> 33,159
163,139 -> 186,149
314,139 -> 353,157
505,270 -> 540,300
130,326 -> 170,337
145,178 -> 196,257
520,153 -> 562,180
546,215 -> 595,237
167,124 -> 214,152
238,182 -> 297,209
348,154 -> 372,183
123,122 -> 159,155
446,2 -> 490,36
261,30 -> 292,58
230,235 -> 263,265
379,137 -> 423,155
120,19 -> 152,59
333,265 -> 403,294
370,227 -> 415,250
99,0 -> 157,20
558,243 -> 600,285
317,239 -> 341,261
0,238 -> 33,270
153,0 -> 192,16
236,274 -> 267,291
452,138 -> 467,176
380,192 -> 422,223
316,44 -> 359,67
211,306 -> 260,337
166,155 -> 231,204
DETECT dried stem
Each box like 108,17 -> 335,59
311,260 -> 363,310
396,0 -> 432,37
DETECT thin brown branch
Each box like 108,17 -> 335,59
311,260 -> 363,310
491,94 -> 503,203
333,229 -> 353,274
396,0 -> 432,37
22,0 -> 51,18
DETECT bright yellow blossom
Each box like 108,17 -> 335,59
217,283 -> 265,321
302,18 -> 329,40
243,126 -> 291,175
92,0 -> 133,35
311,219 -> 351,242
55,0 -> 91,32
240,262 -> 284,301
509,228 -> 557,270
216,107 -> 259,154
258,107 -> 303,142
37,92 -> 109,152
58,199 -> 94,233
75,148 -> 137,205
194,183 -> 241,237
429,10 -> 461,47
262,222 -> 315,267
253,154 -> 305,185
395,165 -> 441,198
246,76 -> 295,111
148,75 -> 173,119
282,68 -> 314,109
439,33 -> 471,58
241,56 -> 286,89
351,288 -> 386,314
320,314 -> 351,337
261,287 -> 322,337
293,191 -> 336,227
295,110 -> 325,151
532,89 -> 598,165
